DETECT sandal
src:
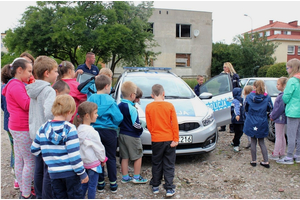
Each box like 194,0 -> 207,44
250,161 -> 256,167
260,162 -> 270,168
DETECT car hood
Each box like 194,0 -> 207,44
137,97 -> 208,118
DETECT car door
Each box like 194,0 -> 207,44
199,74 -> 233,127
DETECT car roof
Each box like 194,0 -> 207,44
122,70 -> 177,78
241,77 -> 278,80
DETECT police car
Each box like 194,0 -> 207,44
112,67 -> 233,155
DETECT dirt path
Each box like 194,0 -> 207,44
1,113 -> 300,198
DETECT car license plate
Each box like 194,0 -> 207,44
179,135 -> 192,143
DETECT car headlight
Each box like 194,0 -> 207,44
202,109 -> 215,126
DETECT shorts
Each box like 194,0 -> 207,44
118,134 -> 143,161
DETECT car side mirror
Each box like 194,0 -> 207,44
199,92 -> 213,100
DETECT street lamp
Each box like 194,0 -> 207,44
244,14 -> 253,34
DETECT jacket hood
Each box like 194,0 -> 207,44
2,78 -> 19,97
249,92 -> 267,103
293,73 -> 300,80
232,88 -> 243,103
26,80 -> 51,99
95,94 -> 115,118
43,121 -> 68,145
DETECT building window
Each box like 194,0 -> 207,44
298,46 -> 300,55
283,31 -> 291,35
274,30 -> 281,35
176,24 -> 191,38
259,32 -> 263,37
147,23 -> 154,33
288,45 -> 295,55
265,31 -> 270,36
176,54 -> 190,67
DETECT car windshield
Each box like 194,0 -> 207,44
264,80 -> 280,97
124,75 -> 194,98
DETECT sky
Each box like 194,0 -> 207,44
1,1 -> 300,44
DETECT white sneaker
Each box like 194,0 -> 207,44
269,154 -> 280,161
276,156 -> 294,165
233,146 -> 239,152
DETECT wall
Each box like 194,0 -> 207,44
272,40 -> 300,63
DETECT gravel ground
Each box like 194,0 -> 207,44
1,112 -> 300,199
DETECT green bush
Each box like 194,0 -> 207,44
266,62 -> 288,77
257,65 -> 271,77
183,78 -> 198,89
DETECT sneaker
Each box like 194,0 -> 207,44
276,156 -> 294,165
31,187 -> 35,196
110,183 -> 118,193
121,176 -> 133,183
233,146 -> 239,152
97,182 -> 106,193
269,153 -> 280,161
295,156 -> 300,163
14,179 -> 19,190
21,194 -> 36,199
132,176 -> 148,184
230,142 -> 234,146
152,186 -> 159,194
166,189 -> 176,197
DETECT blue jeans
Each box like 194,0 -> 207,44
51,175 -> 83,199
81,169 -> 99,199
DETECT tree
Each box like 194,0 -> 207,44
232,33 -> 278,77
3,1 -> 158,74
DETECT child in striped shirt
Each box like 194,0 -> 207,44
31,94 -> 88,199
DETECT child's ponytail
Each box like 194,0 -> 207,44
73,101 -> 98,128
57,61 -> 74,80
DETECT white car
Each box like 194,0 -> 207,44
112,67 -> 231,155
241,77 -> 280,142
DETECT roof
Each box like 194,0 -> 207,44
252,21 -> 300,33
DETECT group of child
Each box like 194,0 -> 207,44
229,58 -> 300,168
1,53 -> 179,199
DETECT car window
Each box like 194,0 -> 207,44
240,79 -> 248,89
265,80 -> 280,97
124,75 -> 194,98
200,74 -> 231,96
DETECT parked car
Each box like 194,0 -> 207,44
240,77 -> 280,142
112,67 -> 223,155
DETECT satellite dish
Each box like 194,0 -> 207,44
194,29 -> 200,37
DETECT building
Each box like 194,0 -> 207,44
248,20 -> 300,63
1,33 -> 8,53
115,8 -> 212,78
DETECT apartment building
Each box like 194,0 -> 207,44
248,20 -> 300,63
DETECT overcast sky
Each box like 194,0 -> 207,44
1,1 -> 299,44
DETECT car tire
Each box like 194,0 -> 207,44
267,119 -> 275,142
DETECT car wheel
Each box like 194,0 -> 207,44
267,119 -> 275,142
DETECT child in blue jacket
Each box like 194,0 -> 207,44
231,88 -> 245,152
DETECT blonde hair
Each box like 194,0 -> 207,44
34,56 -> 58,80
223,62 -> 236,75
121,81 -> 137,98
95,75 -> 111,91
243,85 -> 253,96
253,80 -> 265,95
286,58 -> 300,78
99,68 -> 113,78
152,84 -> 164,96
278,77 -> 288,89
51,94 -> 76,117
58,61 -> 75,80
73,101 -> 98,128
